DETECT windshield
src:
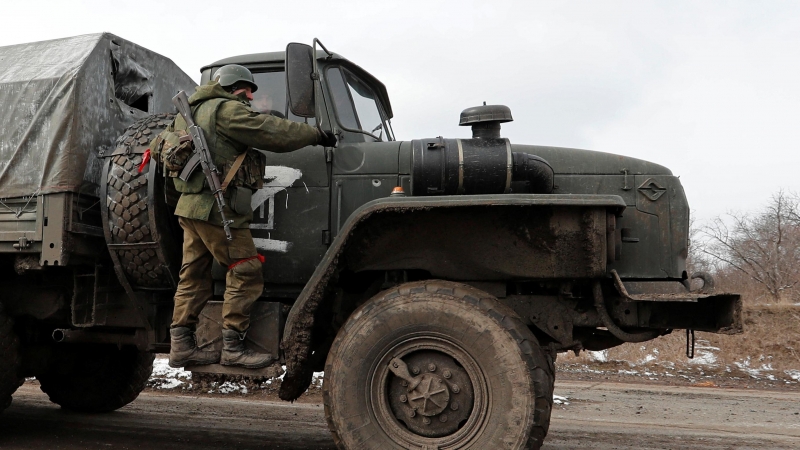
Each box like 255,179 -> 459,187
327,66 -> 391,141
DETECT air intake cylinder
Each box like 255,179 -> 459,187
410,104 -> 554,196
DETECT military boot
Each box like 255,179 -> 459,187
168,327 -> 220,368
220,328 -> 274,369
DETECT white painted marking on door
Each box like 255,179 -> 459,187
251,166 -> 303,214
249,166 -> 302,252
252,238 -> 291,253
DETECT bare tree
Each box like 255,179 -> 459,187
700,191 -> 800,303
687,213 -> 712,275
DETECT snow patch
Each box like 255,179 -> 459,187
688,340 -> 719,366
147,362 -> 325,395
733,357 -> 776,379
553,394 -> 570,405
640,354 -> 657,364
148,358 -> 192,390
217,381 -> 248,395
587,350 -> 608,363
310,371 -> 325,389
151,358 -> 192,380
157,378 -> 184,390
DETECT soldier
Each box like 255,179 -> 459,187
167,64 -> 336,369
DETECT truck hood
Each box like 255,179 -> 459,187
512,144 -> 673,176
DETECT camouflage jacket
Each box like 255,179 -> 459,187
170,81 -> 319,228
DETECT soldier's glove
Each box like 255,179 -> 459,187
317,129 -> 337,148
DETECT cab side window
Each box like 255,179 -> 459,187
326,67 -> 359,130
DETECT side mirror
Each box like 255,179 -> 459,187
285,43 -> 316,118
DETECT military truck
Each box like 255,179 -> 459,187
0,33 -> 741,449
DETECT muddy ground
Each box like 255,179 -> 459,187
2,377 -> 798,449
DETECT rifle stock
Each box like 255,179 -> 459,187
171,91 -> 234,240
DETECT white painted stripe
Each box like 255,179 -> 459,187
251,166 -> 303,211
252,238 -> 291,253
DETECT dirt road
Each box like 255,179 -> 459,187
1,380 -> 798,449
548,380 -> 799,449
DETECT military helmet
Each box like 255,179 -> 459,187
214,64 -> 258,92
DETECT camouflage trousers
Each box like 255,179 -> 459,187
171,217 -> 263,332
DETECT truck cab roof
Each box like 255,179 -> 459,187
201,51 -> 393,119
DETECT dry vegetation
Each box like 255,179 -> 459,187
695,190 -> 800,304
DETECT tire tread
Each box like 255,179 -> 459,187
106,113 -> 175,288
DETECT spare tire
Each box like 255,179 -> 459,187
102,113 -> 183,290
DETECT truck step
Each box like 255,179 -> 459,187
185,361 -> 283,379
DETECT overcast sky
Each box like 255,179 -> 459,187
2,0 -> 798,223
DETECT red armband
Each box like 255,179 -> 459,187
228,254 -> 265,270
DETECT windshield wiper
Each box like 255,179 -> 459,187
371,124 -> 384,141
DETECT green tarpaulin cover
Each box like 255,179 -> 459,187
0,32 -> 196,198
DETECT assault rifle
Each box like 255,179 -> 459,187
171,91 -> 234,240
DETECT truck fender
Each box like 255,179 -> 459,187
279,193 -> 625,400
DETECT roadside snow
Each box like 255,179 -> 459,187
587,350 -> 608,362
687,340 -> 720,366
640,354 -> 657,364
734,357 -> 776,379
553,394 -> 570,405
147,360 -> 325,395
148,358 -> 192,390
216,381 -> 248,395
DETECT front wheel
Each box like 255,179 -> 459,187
37,344 -> 154,412
323,281 -> 554,449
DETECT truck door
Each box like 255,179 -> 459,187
246,70 -> 331,293
324,65 -> 400,237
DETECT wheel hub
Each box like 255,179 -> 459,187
387,350 -> 474,438
407,372 -> 450,416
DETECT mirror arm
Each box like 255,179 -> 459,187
310,38 -> 380,141
311,38 -> 337,135
311,40 -> 324,133
313,38 -> 333,58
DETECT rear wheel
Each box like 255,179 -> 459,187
0,304 -> 22,413
37,344 -> 155,412
323,281 -> 554,449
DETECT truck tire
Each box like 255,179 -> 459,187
37,344 -> 155,412
0,304 -> 22,413
323,281 -> 554,450
103,113 -> 182,290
